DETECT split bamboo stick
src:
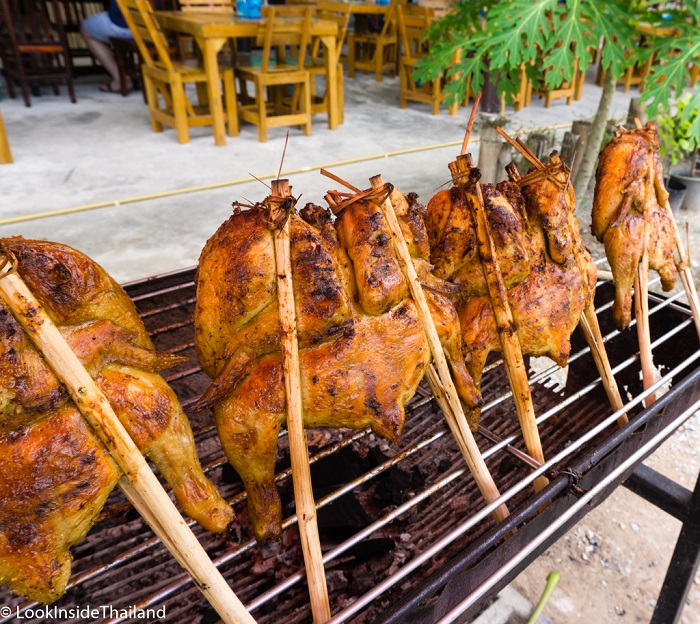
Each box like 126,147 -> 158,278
0,256 -> 255,624
634,155 -> 656,407
269,179 -> 330,624
460,109 -> 548,491
452,155 -> 548,493
499,126 -> 627,425
369,174 -> 509,523
579,307 -> 628,425
665,204 -> 700,340
631,118 -> 700,348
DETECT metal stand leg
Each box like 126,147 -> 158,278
650,470 -> 700,624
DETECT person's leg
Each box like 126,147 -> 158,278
82,13 -> 132,92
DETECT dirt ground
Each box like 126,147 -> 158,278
510,202 -> 700,624
511,412 -> 699,624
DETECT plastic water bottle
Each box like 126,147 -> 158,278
247,0 -> 261,18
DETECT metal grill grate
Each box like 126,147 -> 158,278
1,263 -> 698,624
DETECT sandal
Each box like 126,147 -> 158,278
99,83 -> 127,94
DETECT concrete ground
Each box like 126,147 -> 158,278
1,66 -> 698,624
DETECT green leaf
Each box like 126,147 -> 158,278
642,35 -> 700,119
487,0 -> 558,69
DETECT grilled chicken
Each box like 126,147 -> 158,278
424,182 -> 530,296
0,238 -> 233,603
426,155 -> 596,429
592,122 -> 678,330
194,184 -> 480,542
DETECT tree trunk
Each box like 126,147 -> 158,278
573,70 -> 617,205
477,123 -> 502,184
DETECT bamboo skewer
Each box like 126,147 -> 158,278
631,119 -> 700,342
634,150 -> 657,407
665,205 -> 700,339
369,174 -> 509,523
499,126 -> 627,425
578,308 -> 628,425
0,256 -> 255,624
457,105 -> 547,492
452,156 -> 548,493
322,167 -> 509,520
269,179 -> 330,624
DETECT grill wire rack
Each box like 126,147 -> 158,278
0,258 -> 698,624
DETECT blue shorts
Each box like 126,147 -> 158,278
83,12 -> 133,44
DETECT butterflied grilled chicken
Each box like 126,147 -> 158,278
0,238 -> 233,603
592,122 -> 678,330
426,155 -> 596,429
194,184 -> 480,543
425,179 -> 530,297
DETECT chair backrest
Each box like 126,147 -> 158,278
314,0 -> 350,64
396,4 -> 433,63
179,0 -> 235,13
378,0 -> 403,39
258,6 -> 312,72
266,4 -> 316,18
0,0 -> 69,50
117,0 -> 174,71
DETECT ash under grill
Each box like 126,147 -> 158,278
1,263 -> 698,624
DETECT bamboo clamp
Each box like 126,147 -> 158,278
632,147 -> 657,407
321,167 -> 509,522
0,252 -> 255,624
269,179 -> 331,624
456,102 -> 548,492
632,118 -> 700,342
497,125 -> 628,426
369,174 -> 510,523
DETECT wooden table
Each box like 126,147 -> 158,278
346,1 -> 391,15
156,11 -> 340,145
0,108 -> 12,165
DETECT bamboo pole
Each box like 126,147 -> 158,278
452,156 -> 548,493
665,204 -> 700,340
369,175 -> 509,523
458,106 -> 547,491
579,307 -> 628,425
634,116 -> 700,354
0,256 -> 255,624
634,153 -> 656,407
269,179 -> 330,624
499,126 -> 627,425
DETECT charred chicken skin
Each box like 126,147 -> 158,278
194,185 -> 480,543
426,155 -> 596,429
0,238 -> 233,604
592,122 -> 678,330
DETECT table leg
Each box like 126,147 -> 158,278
0,110 -> 12,165
197,36 -> 228,146
321,35 -> 340,130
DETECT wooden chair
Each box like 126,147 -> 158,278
51,0 -> 108,75
0,108 -> 13,164
234,6 -> 312,142
532,58 -> 581,107
511,65 -> 532,111
111,0 -> 180,98
396,4 -> 458,115
0,0 -> 77,107
347,0 -> 400,82
267,4 -> 316,17
111,36 -> 145,98
307,0 -> 350,122
179,0 -> 235,11
117,0 -> 237,143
